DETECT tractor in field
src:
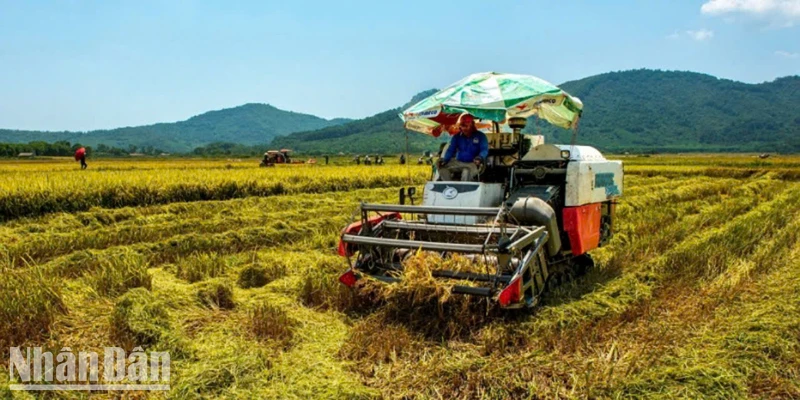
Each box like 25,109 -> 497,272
260,149 -> 292,167
337,72 -> 623,309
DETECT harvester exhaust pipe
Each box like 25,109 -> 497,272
508,117 -> 527,134
509,197 -> 561,256
508,117 -> 527,153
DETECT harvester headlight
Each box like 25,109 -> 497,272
560,150 -> 571,160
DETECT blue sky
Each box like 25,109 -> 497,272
0,0 -> 797,131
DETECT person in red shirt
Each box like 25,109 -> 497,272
74,147 -> 87,170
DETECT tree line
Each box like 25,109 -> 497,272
0,141 -> 167,157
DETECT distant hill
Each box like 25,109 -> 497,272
0,103 -> 350,153
542,70 -> 800,152
270,89 -> 442,155
274,70 -> 800,154
3,70 -> 798,154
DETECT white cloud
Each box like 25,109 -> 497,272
686,29 -> 715,40
666,29 -> 715,40
701,0 -> 800,26
775,50 -> 800,58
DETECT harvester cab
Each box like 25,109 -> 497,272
337,72 -> 623,309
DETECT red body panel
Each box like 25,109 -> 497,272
337,212 -> 401,257
497,276 -> 521,307
562,203 -> 602,255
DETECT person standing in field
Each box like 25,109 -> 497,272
74,147 -> 87,169
324,155 -> 329,165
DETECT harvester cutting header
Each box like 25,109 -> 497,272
338,72 -> 623,309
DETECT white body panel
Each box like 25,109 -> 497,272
564,160 -> 623,206
527,134 -> 545,147
522,143 -> 623,206
422,181 -> 504,224
523,144 -> 606,161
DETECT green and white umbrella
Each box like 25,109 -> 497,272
401,71 -> 583,136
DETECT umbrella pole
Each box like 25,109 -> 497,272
404,128 -> 411,185
570,119 -> 580,155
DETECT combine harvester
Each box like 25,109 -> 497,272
337,72 -> 623,309
260,149 -> 294,167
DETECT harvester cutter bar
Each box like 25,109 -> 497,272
379,262 -> 514,283
432,269 -> 513,283
370,275 -> 493,297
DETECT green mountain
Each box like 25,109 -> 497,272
274,70 -> 800,154
270,89 -> 441,155
542,70 -> 800,152
3,70 -> 798,154
0,103 -> 350,153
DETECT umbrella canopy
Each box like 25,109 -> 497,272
74,147 -> 86,161
401,72 -> 583,136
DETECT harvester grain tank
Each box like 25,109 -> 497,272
337,72 -> 623,309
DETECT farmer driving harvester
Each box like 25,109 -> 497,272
338,71 -> 623,310
435,113 -> 488,181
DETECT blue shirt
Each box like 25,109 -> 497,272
443,130 -> 489,163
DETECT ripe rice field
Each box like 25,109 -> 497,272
1,154 -> 799,399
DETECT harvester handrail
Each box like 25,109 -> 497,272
360,203 -> 502,216
381,220 -> 520,235
505,226 -> 547,251
341,234 -> 489,253
508,232 -> 549,283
